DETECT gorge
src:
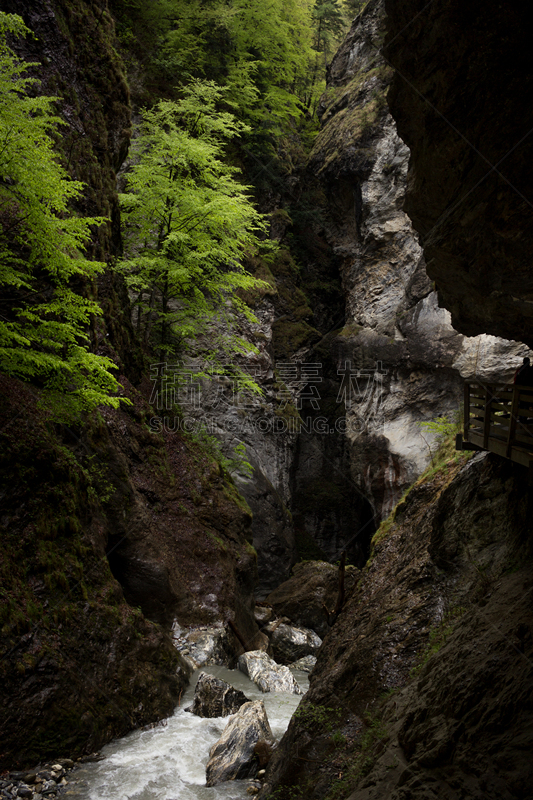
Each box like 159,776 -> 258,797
0,1 -> 532,799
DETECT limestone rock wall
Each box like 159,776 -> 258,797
173,0 -> 531,583
307,0 -> 528,520
258,4 -> 533,798
384,0 -> 533,347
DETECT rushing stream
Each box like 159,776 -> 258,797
67,666 -> 309,800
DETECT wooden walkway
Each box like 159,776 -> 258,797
459,382 -> 533,469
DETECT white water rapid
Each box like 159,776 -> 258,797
67,666 -> 309,800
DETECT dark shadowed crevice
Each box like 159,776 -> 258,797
106,537 -> 177,627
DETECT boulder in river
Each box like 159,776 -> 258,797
265,621 -> 322,665
266,561 -> 360,638
238,651 -> 303,694
205,700 -> 275,786
254,604 -> 274,626
172,624 -> 233,669
186,672 -> 250,718
288,655 -> 317,673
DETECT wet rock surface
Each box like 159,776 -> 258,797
171,314 -> 300,600
259,452 -> 533,799
172,623 -> 236,669
205,700 -> 276,786
238,651 -> 303,695
266,561 -> 360,638
186,672 -> 250,719
265,622 -> 322,666
237,456 -> 297,599
254,605 -> 274,626
0,366 -> 261,767
287,655 -> 316,674
1,760 -> 76,800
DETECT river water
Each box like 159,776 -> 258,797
68,666 -> 309,800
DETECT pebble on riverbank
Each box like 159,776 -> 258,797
0,756 -> 97,800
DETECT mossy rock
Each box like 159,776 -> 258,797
272,319 -> 322,359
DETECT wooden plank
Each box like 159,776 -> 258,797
469,430 -> 533,468
489,422 -> 508,434
464,378 -> 533,470
519,388 -> 533,405
513,430 -> 533,445
490,414 -> 509,422
490,403 -> 511,413
488,432 -> 508,443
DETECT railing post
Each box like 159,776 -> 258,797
483,385 -> 492,450
506,385 -> 519,458
464,382 -> 470,442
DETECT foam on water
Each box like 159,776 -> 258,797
68,666 -> 309,800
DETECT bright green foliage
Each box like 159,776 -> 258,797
191,429 -> 253,477
112,0 -> 360,144
112,0 -> 354,153
0,13 -> 123,420
156,0 -> 317,136
119,82 -> 268,375
418,411 -> 462,466
418,413 -> 460,443
313,0 -> 346,64
344,0 -> 367,17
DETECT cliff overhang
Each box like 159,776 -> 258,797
384,0 -> 533,346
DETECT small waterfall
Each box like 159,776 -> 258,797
67,666 -> 309,800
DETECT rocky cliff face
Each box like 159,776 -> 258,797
261,450 -> 533,800
384,0 -> 533,347
178,0 -> 531,590
258,3 -> 533,798
305,0 -> 528,521
0,0 -> 261,767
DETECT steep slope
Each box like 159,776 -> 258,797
261,450 -> 533,799
0,0 -> 261,767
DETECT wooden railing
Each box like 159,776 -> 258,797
462,382 -> 533,467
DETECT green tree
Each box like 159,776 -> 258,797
119,81 -> 268,381
313,0 -> 346,67
0,13 -> 123,420
343,0 -> 366,16
151,0 -> 318,147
